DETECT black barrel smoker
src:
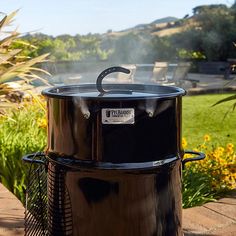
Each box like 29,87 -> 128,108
23,67 -> 205,236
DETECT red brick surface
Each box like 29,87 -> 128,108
209,223 -> 236,236
0,183 -> 235,236
0,184 -> 24,236
183,192 -> 236,236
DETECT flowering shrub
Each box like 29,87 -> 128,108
182,135 -> 236,208
0,97 -> 46,202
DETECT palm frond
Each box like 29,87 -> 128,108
0,10 -> 19,30
0,32 -> 19,47
27,90 -> 46,113
0,53 -> 50,83
29,67 -> 51,76
212,94 -> 236,106
0,49 -> 22,63
0,15 -> 7,29
0,10 -> 51,114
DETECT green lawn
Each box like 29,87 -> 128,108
182,93 -> 236,149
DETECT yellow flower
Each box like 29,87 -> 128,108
227,143 -> 234,149
182,137 -> 187,149
37,118 -> 47,129
204,134 -> 211,142
222,169 -> 230,175
218,147 -> 224,152
214,147 -> 225,157
226,143 -> 234,155
223,175 -> 230,182
184,136 -> 236,191
200,144 -> 207,150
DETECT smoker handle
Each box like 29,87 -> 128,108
96,66 -> 131,93
182,150 -> 205,169
22,152 -> 46,165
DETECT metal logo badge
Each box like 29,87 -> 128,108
102,108 -> 135,124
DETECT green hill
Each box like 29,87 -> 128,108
120,16 -> 179,33
151,16 -> 179,24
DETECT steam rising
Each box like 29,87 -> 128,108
139,99 -> 173,118
73,97 -> 90,119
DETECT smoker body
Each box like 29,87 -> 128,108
44,83 -> 184,236
47,158 -> 182,236
45,84 -> 183,163
23,67 -> 204,236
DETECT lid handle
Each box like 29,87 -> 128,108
96,66 -> 130,93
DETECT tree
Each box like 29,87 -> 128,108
171,4 -> 236,61
193,4 -> 228,15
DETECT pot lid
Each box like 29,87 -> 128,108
42,66 -> 186,100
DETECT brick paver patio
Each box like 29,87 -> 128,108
0,183 -> 235,236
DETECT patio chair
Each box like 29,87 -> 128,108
173,62 -> 190,80
171,62 -> 197,87
134,64 -> 154,83
151,62 -> 168,83
100,64 -> 136,84
116,64 -> 136,83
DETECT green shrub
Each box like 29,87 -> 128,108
182,169 -> 216,208
0,102 -> 46,202
182,135 -> 235,208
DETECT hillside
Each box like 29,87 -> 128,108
108,16 -> 196,38
151,17 -> 179,24
152,17 -> 199,37
132,16 -> 179,30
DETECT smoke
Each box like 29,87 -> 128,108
138,99 -> 173,118
104,32 -> 155,64
73,97 -> 90,119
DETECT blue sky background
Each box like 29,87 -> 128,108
1,0 -> 234,36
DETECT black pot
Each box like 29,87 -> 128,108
42,66 -> 187,166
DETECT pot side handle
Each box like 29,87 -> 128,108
182,150 -> 205,169
22,152 -> 46,165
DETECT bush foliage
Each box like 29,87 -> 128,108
0,99 -> 46,201
182,135 -> 235,208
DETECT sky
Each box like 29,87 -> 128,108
1,0 -> 234,36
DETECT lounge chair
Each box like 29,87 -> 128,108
116,64 -> 136,83
100,64 -> 136,84
166,62 -> 198,87
151,62 -> 168,83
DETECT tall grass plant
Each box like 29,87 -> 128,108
0,101 -> 46,201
